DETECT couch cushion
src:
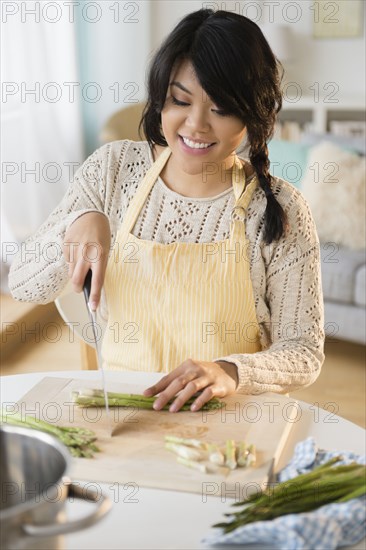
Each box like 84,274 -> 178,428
301,132 -> 366,156
301,142 -> 366,250
355,264 -> 366,307
324,301 -> 366,345
267,139 -> 310,188
320,244 -> 366,304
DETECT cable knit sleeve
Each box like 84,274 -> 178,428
213,181 -> 325,394
8,144 -> 112,304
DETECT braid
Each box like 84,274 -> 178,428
249,143 -> 288,244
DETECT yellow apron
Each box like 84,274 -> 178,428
102,147 -> 261,372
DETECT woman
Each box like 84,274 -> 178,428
8,9 -> 325,412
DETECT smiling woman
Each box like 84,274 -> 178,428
8,9 -> 325,413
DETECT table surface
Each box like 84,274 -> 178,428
1,370 -> 365,550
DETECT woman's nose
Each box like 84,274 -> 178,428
185,107 -> 211,132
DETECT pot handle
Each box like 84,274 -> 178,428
22,482 -> 112,537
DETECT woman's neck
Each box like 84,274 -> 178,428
151,144 -> 254,199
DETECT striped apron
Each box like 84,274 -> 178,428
102,146 -> 261,371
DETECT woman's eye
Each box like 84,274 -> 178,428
171,97 -> 189,106
171,96 -> 229,116
212,109 -> 229,117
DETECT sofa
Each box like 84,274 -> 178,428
267,132 -> 366,346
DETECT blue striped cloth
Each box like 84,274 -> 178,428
202,437 -> 366,550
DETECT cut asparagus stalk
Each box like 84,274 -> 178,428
245,444 -> 256,467
165,442 -> 203,461
225,439 -> 237,470
165,435 -> 206,449
207,443 -> 225,465
237,441 -> 248,467
177,456 -> 207,473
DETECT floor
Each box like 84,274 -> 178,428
1,303 -> 365,428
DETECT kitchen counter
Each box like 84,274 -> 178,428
1,370 -> 365,550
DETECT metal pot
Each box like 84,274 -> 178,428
0,424 -> 111,550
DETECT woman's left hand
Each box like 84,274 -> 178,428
143,359 -> 239,412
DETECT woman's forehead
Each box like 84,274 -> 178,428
170,59 -> 197,83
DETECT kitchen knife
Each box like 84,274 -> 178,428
83,269 -> 112,437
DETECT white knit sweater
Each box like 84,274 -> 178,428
8,140 -> 325,394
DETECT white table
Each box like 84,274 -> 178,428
1,371 -> 365,550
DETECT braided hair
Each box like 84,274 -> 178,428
140,9 -> 288,244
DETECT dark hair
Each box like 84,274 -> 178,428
139,9 -> 288,244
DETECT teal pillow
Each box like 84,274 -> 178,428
267,139 -> 310,188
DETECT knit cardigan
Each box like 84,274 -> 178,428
8,139 -> 325,394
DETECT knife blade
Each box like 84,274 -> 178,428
83,269 -> 112,437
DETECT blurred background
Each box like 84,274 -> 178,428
1,1 -> 365,425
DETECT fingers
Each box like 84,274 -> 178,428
62,241 -> 76,279
62,212 -> 111,307
154,373 -> 200,411
143,370 -> 197,404
143,364 -> 189,396
143,374 -> 173,397
144,360 -> 234,413
167,377 -> 210,412
190,385 -> 219,411
89,263 -> 104,311
143,367 -> 199,408
69,260 -> 91,299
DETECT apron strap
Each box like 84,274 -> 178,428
229,156 -> 258,243
123,147 -> 172,234
232,155 -> 258,210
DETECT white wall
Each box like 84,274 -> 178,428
150,0 -> 365,98
76,1 -> 152,155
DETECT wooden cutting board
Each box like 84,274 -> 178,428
17,377 -> 298,497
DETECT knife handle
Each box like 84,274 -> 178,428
83,268 -> 93,303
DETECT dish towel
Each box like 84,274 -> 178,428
202,437 -> 366,550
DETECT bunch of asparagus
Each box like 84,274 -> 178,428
0,410 -> 99,458
72,388 -> 224,411
214,457 -> 366,533
164,435 -> 256,474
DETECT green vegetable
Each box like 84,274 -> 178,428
165,442 -> 203,461
236,441 -> 248,467
238,443 -> 256,467
207,443 -> 225,465
165,435 -> 206,449
72,389 -> 223,411
1,410 -> 99,458
213,457 -> 366,533
225,439 -> 237,470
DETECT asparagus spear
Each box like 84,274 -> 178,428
213,458 -> 366,533
72,389 -> 224,411
1,410 -> 99,458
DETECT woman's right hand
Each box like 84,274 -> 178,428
62,212 -> 111,310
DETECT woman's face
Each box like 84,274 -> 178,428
161,59 -> 247,175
